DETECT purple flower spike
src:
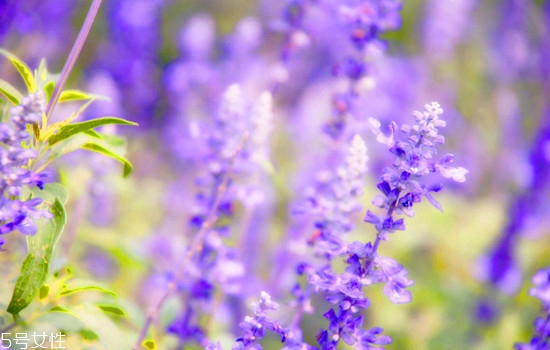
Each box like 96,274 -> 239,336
362,102 -> 465,304
233,292 -> 287,349
1,92 -> 51,248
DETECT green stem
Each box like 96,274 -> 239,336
44,0 -> 102,121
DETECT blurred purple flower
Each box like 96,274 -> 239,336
515,267 -> 550,350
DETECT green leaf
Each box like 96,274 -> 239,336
0,48 -> 37,92
31,182 -> 69,205
39,285 -> 50,300
58,89 -> 105,103
6,255 -> 48,314
44,81 -> 55,101
48,116 -> 138,146
46,130 -> 132,177
46,131 -> 134,177
0,79 -> 23,104
50,306 -> 69,312
7,198 -> 67,314
97,304 -> 125,316
59,283 -> 116,298
80,329 -> 99,341
81,141 -> 133,177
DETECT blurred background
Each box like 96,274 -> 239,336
1,0 -> 549,349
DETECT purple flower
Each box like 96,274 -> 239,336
357,327 -> 392,350
515,267 -> 550,350
362,102 -> 465,303
300,134 -> 369,258
232,292 -> 287,349
1,92 -> 51,249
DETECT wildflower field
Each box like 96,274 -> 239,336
1,0 -> 549,349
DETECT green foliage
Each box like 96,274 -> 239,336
0,49 -> 137,178
48,117 -> 138,145
58,280 -> 116,298
58,89 -> 103,102
0,79 -> 22,104
39,285 -> 50,300
1,49 -> 137,318
0,48 -> 37,93
46,130 -> 134,177
7,198 -> 67,315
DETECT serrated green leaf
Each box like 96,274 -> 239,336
0,48 -> 37,92
0,79 -> 23,104
48,116 -> 138,145
7,198 -> 66,314
97,304 -> 125,316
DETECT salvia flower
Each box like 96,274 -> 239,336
167,85 -> 275,345
362,103 -> 467,292
1,92 -> 51,249
291,135 -> 395,349
232,291 -> 287,349
301,134 -> 369,258
515,267 -> 550,350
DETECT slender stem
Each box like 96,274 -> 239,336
44,0 -> 102,121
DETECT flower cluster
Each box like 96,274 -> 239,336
302,103 -> 466,349
326,0 -> 402,139
515,267 -> 550,350
301,134 -> 369,258
232,291 -> 286,349
362,102 -> 467,298
286,134 -> 390,348
166,84 -> 275,346
0,92 -> 51,249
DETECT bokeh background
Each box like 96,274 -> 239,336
1,0 -> 549,349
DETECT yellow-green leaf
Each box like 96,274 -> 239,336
0,79 -> 23,105
58,89 -> 103,103
0,48 -> 37,92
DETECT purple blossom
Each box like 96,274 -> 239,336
164,84 -> 275,345
515,267 -> 550,350
300,134 -> 369,258
362,102 -> 466,303
232,292 -> 287,349
1,92 -> 51,249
